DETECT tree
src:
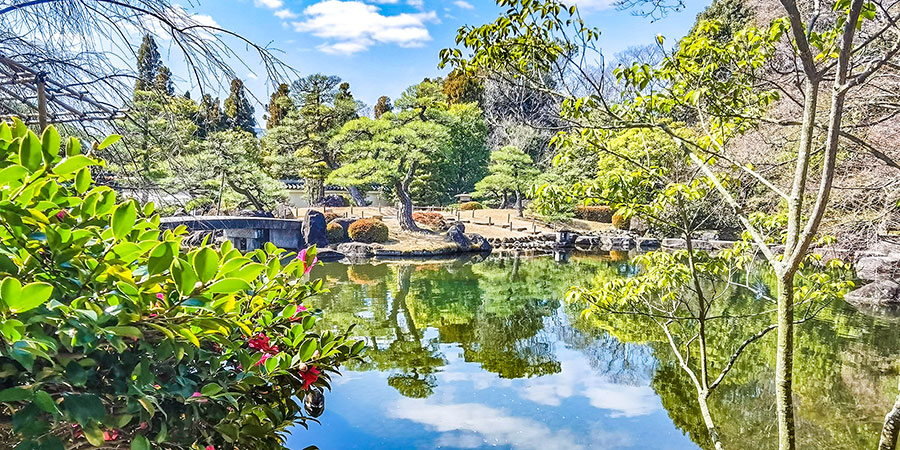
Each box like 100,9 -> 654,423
475,145 -> 539,216
135,34 -> 162,92
442,68 -> 484,105
154,66 -> 175,96
196,94 -> 226,138
0,120 -> 363,449
374,96 -> 393,119
442,1 -> 899,449
329,115 -> 450,231
266,83 -> 292,129
224,78 -> 256,135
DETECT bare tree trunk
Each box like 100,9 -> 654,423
515,191 -> 524,217
396,160 -> 421,232
347,186 -> 369,206
697,391 -> 724,450
776,273 -> 796,450
879,377 -> 900,450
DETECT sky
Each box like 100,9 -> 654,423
172,0 -> 711,122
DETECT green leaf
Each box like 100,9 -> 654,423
177,327 -> 200,347
33,390 -> 60,415
0,319 -> 24,342
19,132 -> 42,171
1,278 -> 53,313
53,155 -> 95,175
41,126 -> 61,163
112,201 -> 137,240
200,383 -> 223,396
0,386 -> 33,402
75,167 -> 91,193
131,435 -> 151,450
66,136 -> 81,156
298,340 -> 318,361
107,326 -> 143,339
147,242 -> 175,276
97,134 -> 122,150
206,278 -> 250,294
0,164 -> 28,184
193,248 -> 219,284
83,422 -> 105,446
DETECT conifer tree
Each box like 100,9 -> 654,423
224,78 -> 256,135
135,34 -> 162,92
374,96 -> 392,119
266,83 -> 292,129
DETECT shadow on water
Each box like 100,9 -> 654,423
290,254 -> 900,450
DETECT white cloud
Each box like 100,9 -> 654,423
254,0 -> 284,9
568,0 -> 617,10
291,0 -> 437,55
389,399 -> 586,450
454,0 -> 474,9
246,72 -> 259,80
274,9 -> 298,19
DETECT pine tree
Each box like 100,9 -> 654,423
135,34 -> 162,92
154,66 -> 175,96
266,83 -> 292,129
224,78 -> 256,135
374,96 -> 392,119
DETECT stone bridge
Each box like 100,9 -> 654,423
159,216 -> 304,252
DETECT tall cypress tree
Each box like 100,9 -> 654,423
135,34 -> 162,92
224,78 -> 256,135
266,83 -> 292,129
374,96 -> 392,119
154,66 -> 175,96
196,94 -> 225,138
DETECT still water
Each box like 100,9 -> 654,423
287,254 -> 900,450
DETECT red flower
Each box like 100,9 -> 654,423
206,446 -> 215,450
55,210 -> 67,220
103,429 -> 120,441
290,304 -> 308,321
254,352 -> 274,367
299,366 -> 320,390
247,333 -> 279,353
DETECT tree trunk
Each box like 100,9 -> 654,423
347,186 -> 369,206
776,273 -> 796,450
515,190 -> 524,217
878,377 -> 900,450
395,159 -> 421,232
696,391 -> 724,450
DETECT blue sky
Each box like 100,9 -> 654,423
176,0 -> 710,121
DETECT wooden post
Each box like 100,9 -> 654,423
350,205 -> 354,216
488,217 -> 492,226
36,73 -> 48,131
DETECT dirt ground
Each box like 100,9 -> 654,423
294,206 -> 614,251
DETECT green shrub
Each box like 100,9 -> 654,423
612,211 -> 631,230
348,218 -> 389,243
575,205 -> 614,222
327,222 -> 347,243
459,201 -> 484,211
0,120 -> 363,450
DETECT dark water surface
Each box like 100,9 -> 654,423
286,255 -> 900,450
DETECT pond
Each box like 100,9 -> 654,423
287,254 -> 900,450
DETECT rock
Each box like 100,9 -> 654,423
236,210 -> 275,218
446,223 -> 472,249
845,280 -> 900,306
469,234 -> 493,252
601,235 -> 635,250
316,249 -> 344,262
856,255 -> 900,281
575,236 -> 599,248
333,217 -> 357,233
555,230 -> 579,247
273,204 -> 295,219
336,242 -> 374,258
303,210 -> 329,248
630,216 -> 648,236
637,238 -> 661,250
315,195 -> 348,207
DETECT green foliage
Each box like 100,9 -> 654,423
135,34 -> 162,92
459,201 -> 483,211
348,219 -> 389,243
326,222 -> 347,243
224,78 -> 256,135
474,145 -> 539,208
442,69 -> 484,105
611,210 -> 630,230
266,83 -> 293,129
0,120 -> 363,449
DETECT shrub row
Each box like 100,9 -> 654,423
459,201 -> 484,211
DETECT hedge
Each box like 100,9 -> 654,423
348,219 -> 389,243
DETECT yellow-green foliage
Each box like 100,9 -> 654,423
460,201 -> 484,211
327,222 -> 347,243
348,219 -> 389,243
612,211 -> 630,230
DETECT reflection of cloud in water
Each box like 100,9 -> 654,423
517,350 -> 660,417
389,399 -> 586,450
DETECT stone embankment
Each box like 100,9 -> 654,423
844,242 -> 900,307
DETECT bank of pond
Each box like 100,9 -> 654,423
289,254 -> 899,450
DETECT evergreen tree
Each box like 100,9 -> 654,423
442,69 -> 484,105
154,66 -> 175,96
196,94 -> 225,138
266,83 -> 292,129
135,34 -> 162,92
224,78 -> 256,135
374,96 -> 392,119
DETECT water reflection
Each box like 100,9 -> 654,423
288,255 -> 900,450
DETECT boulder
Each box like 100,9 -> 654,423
316,249 -> 344,262
855,255 -> 900,281
333,217 -> 358,233
637,238 -> 661,251
845,280 -> 900,306
629,216 -> 649,236
336,242 -> 374,258
315,195 -> 348,207
303,210 -> 329,248
445,222 -> 472,250
469,234 -> 493,252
